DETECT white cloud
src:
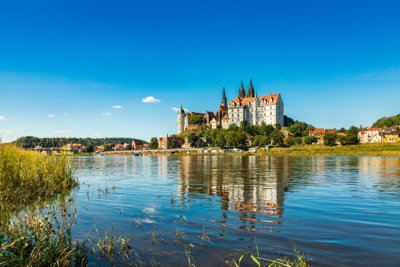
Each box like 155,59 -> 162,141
48,114 -> 56,118
142,96 -> 161,104
0,129 -> 14,134
0,115 -> 5,121
172,107 -> 189,113
112,105 -> 123,109
16,126 -> 25,130
62,113 -> 69,116
101,112 -> 112,116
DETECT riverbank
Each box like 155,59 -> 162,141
66,143 -> 400,157
263,143 -> 400,156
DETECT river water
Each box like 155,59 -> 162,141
71,156 -> 400,266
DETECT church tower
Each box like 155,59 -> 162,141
177,105 -> 185,134
239,81 -> 246,98
247,79 -> 255,98
221,87 -> 227,107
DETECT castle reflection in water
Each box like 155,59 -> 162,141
177,156 -> 290,218
174,156 -> 400,223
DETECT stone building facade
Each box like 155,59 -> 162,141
177,80 -> 284,134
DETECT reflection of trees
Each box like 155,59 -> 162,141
177,156 -> 290,225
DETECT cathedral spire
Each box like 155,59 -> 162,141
221,87 -> 227,106
239,81 -> 245,98
178,104 -> 185,114
247,79 -> 255,98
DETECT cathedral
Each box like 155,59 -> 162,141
177,80 -> 284,134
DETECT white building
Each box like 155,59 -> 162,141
228,80 -> 284,127
177,80 -> 284,134
358,128 -> 382,144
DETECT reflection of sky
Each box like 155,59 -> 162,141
71,156 -> 400,267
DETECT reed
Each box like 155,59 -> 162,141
0,145 -> 77,210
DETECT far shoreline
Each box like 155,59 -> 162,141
68,143 -> 400,157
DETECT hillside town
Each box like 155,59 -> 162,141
10,81 -> 400,153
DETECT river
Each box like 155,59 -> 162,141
71,155 -> 400,266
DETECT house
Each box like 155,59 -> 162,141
158,136 -> 184,150
382,132 -> 400,143
131,139 -> 148,150
280,128 -> 293,139
114,144 -> 126,151
358,128 -> 382,144
309,128 -> 337,144
95,145 -> 104,152
62,143 -> 83,154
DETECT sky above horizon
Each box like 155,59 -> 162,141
0,0 -> 400,142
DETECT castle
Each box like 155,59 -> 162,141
177,80 -> 284,134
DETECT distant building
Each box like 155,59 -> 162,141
228,81 -> 284,127
383,132 -> 400,143
158,135 -> 183,150
62,143 -> 83,154
309,128 -> 337,144
131,139 -> 148,150
358,128 -> 382,144
177,80 -> 284,134
114,144 -> 126,151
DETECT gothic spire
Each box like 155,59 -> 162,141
239,81 -> 245,98
221,87 -> 227,106
247,79 -> 255,98
178,104 -> 185,114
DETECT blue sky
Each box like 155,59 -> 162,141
0,0 -> 399,142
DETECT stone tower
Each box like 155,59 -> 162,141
177,105 -> 186,134
221,87 -> 227,107
247,79 -> 255,98
239,81 -> 246,98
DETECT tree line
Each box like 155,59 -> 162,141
14,136 -> 134,149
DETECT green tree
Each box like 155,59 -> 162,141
286,137 -> 303,146
347,126 -> 360,135
284,115 -> 296,127
148,137 -> 159,149
271,129 -> 285,147
252,135 -> 269,147
372,113 -> 400,128
288,122 -> 314,137
103,144 -> 113,151
304,136 -> 318,145
324,133 -> 338,146
339,134 -> 360,146
83,144 -> 95,153
189,114 -> 205,125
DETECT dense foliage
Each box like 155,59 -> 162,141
181,121 -> 284,148
14,136 -> 134,149
188,114 -> 205,125
372,113 -> 400,128
148,137 -> 159,149
287,122 -> 315,137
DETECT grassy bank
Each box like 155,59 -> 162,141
0,145 -> 77,210
264,143 -> 400,156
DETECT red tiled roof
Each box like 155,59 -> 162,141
228,93 -> 281,108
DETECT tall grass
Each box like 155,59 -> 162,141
0,145 -> 77,209
0,199 -> 86,267
265,143 -> 400,156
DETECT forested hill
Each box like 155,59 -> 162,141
14,136 -> 135,149
372,114 -> 400,128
